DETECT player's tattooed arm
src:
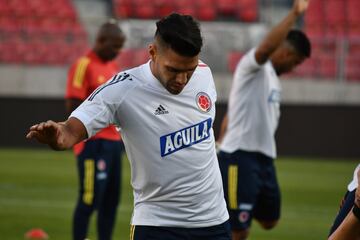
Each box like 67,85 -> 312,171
255,0 -> 309,65
26,117 -> 87,150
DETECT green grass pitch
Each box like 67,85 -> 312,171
0,148 -> 358,240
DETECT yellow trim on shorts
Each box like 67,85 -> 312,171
228,165 -> 238,210
130,225 -> 135,240
83,159 -> 94,205
73,57 -> 90,88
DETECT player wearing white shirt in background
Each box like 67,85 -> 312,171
217,1 -> 311,240
27,13 -> 230,240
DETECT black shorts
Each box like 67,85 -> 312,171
329,189 -> 356,235
130,221 -> 231,240
218,149 -> 281,230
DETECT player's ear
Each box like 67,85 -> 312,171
149,43 -> 157,61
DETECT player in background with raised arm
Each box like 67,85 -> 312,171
217,1 -> 311,239
27,13 -> 230,240
66,21 -> 126,240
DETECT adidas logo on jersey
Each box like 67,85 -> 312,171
160,118 -> 212,157
154,105 -> 169,115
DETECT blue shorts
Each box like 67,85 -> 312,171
130,221 -> 231,240
218,149 -> 281,230
329,189 -> 356,236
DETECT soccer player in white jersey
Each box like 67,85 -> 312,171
329,164 -> 360,236
27,13 -> 230,240
217,1 -> 311,239
328,167 -> 360,240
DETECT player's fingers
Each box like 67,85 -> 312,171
26,131 -> 40,140
29,124 -> 39,130
39,121 -> 53,130
38,122 -> 47,131
44,120 -> 59,131
26,131 -> 34,139
44,120 -> 55,127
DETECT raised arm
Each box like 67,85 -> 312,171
255,0 -> 309,65
26,117 -> 87,150
328,170 -> 360,240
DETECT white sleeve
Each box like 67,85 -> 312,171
70,72 -> 135,138
235,48 -> 262,74
348,164 -> 360,191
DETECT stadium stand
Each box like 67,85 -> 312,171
113,0 -> 258,21
0,0 -> 359,82
297,0 -> 360,80
0,0 -> 88,65
117,48 -> 149,70
227,51 -> 244,72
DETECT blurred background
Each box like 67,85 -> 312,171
0,0 -> 359,239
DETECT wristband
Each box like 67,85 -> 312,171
353,204 -> 360,220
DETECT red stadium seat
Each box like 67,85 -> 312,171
304,0 -> 325,37
317,54 -> 337,79
0,18 -> 20,41
217,0 -> 237,16
0,0 -> 87,65
134,5 -> 156,19
324,0 -> 346,37
310,37 -> 337,56
155,0 -> 175,18
196,0 -> 217,21
114,0 -> 133,18
178,6 -> 197,16
133,0 -> 157,19
175,0 -> 197,17
0,1 -> 11,17
237,0 -> 258,22
346,0 -> 360,38
117,48 -> 136,70
117,48 -> 149,70
227,51 -> 244,72
197,7 -> 217,21
134,48 -> 150,65
291,57 -> 318,78
197,0 -> 215,6
345,55 -> 360,81
348,38 -> 360,55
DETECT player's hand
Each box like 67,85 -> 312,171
355,169 -> 360,208
26,120 -> 67,150
292,0 -> 309,16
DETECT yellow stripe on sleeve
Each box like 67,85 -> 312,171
228,165 -> 238,210
73,57 -> 90,89
130,225 -> 135,240
83,159 -> 95,205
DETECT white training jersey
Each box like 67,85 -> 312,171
70,61 -> 229,227
220,48 -> 281,159
348,164 -> 360,191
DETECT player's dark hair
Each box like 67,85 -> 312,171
155,13 -> 203,57
98,20 -> 124,39
286,30 -> 311,58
